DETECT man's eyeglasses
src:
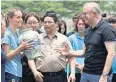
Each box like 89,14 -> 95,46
83,11 -> 92,16
44,21 -> 55,24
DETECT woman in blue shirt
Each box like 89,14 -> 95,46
68,16 -> 88,82
2,8 -> 33,82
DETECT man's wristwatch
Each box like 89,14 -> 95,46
102,72 -> 108,76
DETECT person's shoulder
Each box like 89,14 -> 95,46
39,32 -> 47,39
57,32 -> 68,40
57,32 -> 67,37
86,26 -> 91,31
66,31 -> 75,37
85,26 -> 91,33
68,33 -> 77,42
3,29 -> 13,39
103,20 -> 110,25
33,30 -> 40,35
68,33 -> 76,38
4,28 -> 11,35
101,20 -> 116,37
102,20 -> 114,31
101,19 -> 112,29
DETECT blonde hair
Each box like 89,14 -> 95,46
7,8 -> 21,18
5,8 -> 21,26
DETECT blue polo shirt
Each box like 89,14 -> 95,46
2,27 -> 22,77
68,32 -> 85,73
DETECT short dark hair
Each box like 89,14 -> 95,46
102,13 -> 107,18
72,13 -> 81,21
45,10 -> 56,15
43,11 -> 59,23
105,17 -> 116,24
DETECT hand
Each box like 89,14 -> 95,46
68,73 -> 75,82
99,75 -> 107,82
55,42 -> 70,56
33,71 -> 44,82
75,62 -> 84,73
19,40 -> 35,50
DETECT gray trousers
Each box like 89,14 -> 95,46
80,72 -> 112,82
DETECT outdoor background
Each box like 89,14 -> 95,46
1,0 -> 116,32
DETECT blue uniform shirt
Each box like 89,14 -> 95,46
2,27 -> 22,77
68,32 -> 85,73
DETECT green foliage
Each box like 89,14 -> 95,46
1,1 -> 116,18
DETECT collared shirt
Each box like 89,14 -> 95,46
68,32 -> 84,73
83,19 -> 116,75
35,32 -> 72,72
2,27 -> 22,77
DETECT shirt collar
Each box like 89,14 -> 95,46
75,32 -> 84,39
43,32 -> 58,38
7,27 -> 19,37
91,18 -> 104,30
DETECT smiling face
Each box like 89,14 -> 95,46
26,16 -> 39,31
9,10 -> 22,28
83,6 -> 95,25
43,16 -> 57,34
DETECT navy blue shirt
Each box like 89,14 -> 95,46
1,49 -> 6,82
83,19 -> 116,75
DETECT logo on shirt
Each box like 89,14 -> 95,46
12,79 -> 15,82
